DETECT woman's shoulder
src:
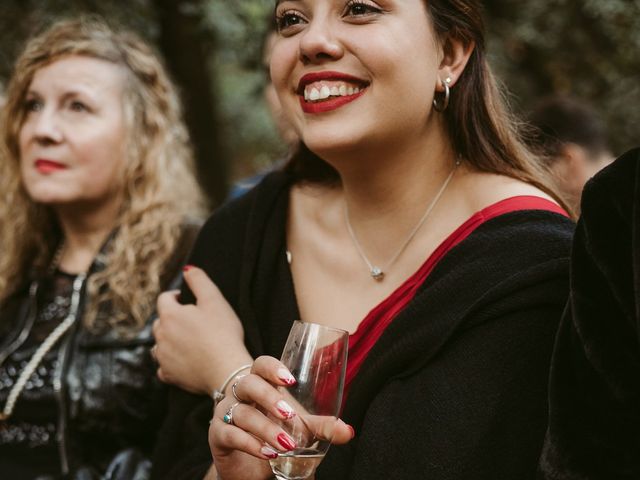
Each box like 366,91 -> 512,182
428,173 -> 574,298
457,169 -> 559,213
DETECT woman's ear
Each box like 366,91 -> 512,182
436,36 -> 475,91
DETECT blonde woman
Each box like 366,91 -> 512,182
0,16 -> 205,479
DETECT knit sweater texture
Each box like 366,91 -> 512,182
152,170 -> 574,480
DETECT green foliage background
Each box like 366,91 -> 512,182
1,0 -> 638,201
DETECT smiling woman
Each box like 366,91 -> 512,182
0,16 -> 205,480
151,1 -> 574,479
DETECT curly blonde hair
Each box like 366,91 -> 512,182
0,16 -> 207,332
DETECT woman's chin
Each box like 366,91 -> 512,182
303,135 -> 366,162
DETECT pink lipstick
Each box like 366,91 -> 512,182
35,159 -> 67,174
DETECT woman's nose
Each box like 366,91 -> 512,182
298,17 -> 344,65
29,108 -> 63,145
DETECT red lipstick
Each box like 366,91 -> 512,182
297,71 -> 367,91
34,159 -> 67,174
299,90 -> 366,114
297,71 -> 369,114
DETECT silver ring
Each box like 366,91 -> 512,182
223,401 -> 241,426
232,379 -> 244,402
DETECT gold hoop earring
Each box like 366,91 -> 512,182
432,77 -> 451,113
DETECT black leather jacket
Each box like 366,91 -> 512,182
0,225 -> 198,479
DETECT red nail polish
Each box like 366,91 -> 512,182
277,368 -> 296,385
277,407 -> 296,420
347,424 -> 355,438
183,265 -> 193,272
277,433 -> 296,450
260,446 -> 279,459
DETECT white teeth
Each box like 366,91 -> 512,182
320,86 -> 331,99
303,82 -> 366,102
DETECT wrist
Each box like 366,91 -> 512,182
210,357 -> 254,404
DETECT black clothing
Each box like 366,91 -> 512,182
0,271 -> 77,478
0,225 -> 198,480
539,148 -> 640,479
152,171 -> 574,480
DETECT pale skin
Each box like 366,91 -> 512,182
18,55 -> 129,272
153,1 -> 558,479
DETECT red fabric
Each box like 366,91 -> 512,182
344,196 -> 569,397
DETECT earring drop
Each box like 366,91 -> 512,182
433,76 -> 451,112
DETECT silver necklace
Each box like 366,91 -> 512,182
345,160 -> 460,281
0,243 -> 85,422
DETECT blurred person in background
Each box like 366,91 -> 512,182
227,18 -> 299,200
527,95 -> 614,213
0,16 -> 204,479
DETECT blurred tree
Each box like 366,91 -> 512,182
484,0 -> 640,154
154,0 -> 228,207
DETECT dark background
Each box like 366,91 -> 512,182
1,0 -> 638,207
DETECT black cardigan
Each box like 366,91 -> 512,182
152,171 -> 574,480
539,148 -> 640,479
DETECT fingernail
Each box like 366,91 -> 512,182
183,265 -> 194,272
276,400 -> 295,419
277,368 -> 296,385
347,424 -> 355,438
261,445 -> 279,459
277,432 -> 296,450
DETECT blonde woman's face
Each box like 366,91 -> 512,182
18,55 -> 127,210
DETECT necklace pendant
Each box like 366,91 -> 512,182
370,267 -> 385,281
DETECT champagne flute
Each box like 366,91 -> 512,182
269,321 -> 349,480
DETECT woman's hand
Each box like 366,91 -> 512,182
209,356 -> 354,480
153,266 -> 253,395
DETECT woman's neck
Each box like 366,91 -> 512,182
303,135 -> 461,265
54,201 -> 121,274
337,136 -> 457,217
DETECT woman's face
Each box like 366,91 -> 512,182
19,55 -> 128,209
271,0 -> 442,157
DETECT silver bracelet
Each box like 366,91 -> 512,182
211,364 -> 252,406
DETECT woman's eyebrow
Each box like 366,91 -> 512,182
276,0 -> 303,6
